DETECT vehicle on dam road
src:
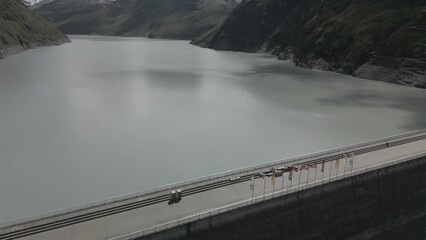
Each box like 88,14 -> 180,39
169,189 -> 182,204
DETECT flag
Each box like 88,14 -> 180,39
321,162 -> 325,172
335,159 -> 340,169
308,162 -> 317,168
271,168 -> 276,186
349,153 -> 354,166
293,166 -> 302,172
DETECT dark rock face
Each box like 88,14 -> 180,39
36,0 -> 240,40
0,0 -> 69,59
194,0 -> 426,88
354,56 -> 426,88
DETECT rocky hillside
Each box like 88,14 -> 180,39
36,0 -> 240,39
0,0 -> 69,59
20,0 -> 55,9
194,0 -> 426,88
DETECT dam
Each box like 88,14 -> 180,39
1,130 -> 426,240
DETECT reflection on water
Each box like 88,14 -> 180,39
0,35 -> 425,222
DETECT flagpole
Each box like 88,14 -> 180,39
262,174 -> 266,201
272,182 -> 275,198
336,158 -> 340,180
343,154 -> 348,176
306,168 -> 310,187
252,185 -> 254,201
271,168 -> 276,198
314,165 -> 317,186
250,175 -> 255,203
298,171 -> 302,191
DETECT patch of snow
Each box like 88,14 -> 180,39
20,0 -> 117,8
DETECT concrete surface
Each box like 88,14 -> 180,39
2,138 -> 425,240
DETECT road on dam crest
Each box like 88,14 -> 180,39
1,131 -> 426,240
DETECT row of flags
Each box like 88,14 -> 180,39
254,153 -> 355,190
284,155 -> 353,182
271,169 -> 276,186
289,153 -> 354,174
292,162 -> 318,172
288,163 -> 319,181
280,160 -> 333,183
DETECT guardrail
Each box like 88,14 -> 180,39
1,129 -> 426,229
110,151 -> 426,240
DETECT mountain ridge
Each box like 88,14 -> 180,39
20,0 -> 55,9
193,0 -> 426,88
36,0 -> 240,40
0,0 -> 69,59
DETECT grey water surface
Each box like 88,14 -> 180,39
0,35 -> 425,222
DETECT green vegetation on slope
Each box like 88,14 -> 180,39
0,0 -> 69,58
36,0 -> 239,40
194,0 -> 426,88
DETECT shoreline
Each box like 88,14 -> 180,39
0,38 -> 71,60
190,41 -> 426,89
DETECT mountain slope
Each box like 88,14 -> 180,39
20,0 -> 55,9
194,0 -> 426,88
0,0 -> 69,59
36,0 -> 240,39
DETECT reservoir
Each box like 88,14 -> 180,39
0,35 -> 425,223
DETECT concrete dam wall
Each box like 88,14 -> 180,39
140,156 -> 426,240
